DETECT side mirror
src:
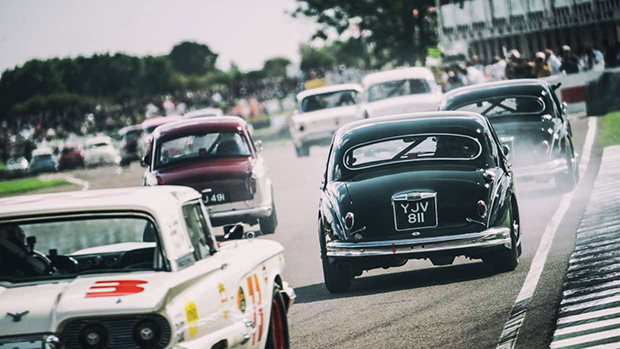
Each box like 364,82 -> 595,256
551,82 -> 562,91
141,152 -> 151,167
254,140 -> 263,153
562,101 -> 568,114
502,145 -> 511,159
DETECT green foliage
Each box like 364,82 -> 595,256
262,57 -> 291,78
300,44 -> 335,74
293,0 -> 438,67
601,111 -> 620,147
169,41 -> 218,76
0,177 -> 70,197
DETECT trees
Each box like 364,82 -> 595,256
168,41 -> 218,76
292,0 -> 437,67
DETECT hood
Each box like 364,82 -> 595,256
292,105 -> 358,125
0,272 -> 171,336
156,157 -> 253,195
366,93 -> 442,118
341,165 -> 489,239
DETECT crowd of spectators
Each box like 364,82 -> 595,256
441,42 -> 616,92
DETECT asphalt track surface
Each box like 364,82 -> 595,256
32,115 -> 601,349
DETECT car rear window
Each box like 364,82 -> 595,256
452,96 -> 545,116
343,134 -> 481,170
300,90 -> 358,113
366,79 -> 432,102
155,132 -> 251,169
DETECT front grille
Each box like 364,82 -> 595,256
61,314 -> 171,349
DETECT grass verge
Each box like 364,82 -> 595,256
600,111 -> 620,147
0,177 -> 70,197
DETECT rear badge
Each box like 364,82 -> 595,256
412,232 -> 421,236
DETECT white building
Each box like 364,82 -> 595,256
436,0 -> 620,61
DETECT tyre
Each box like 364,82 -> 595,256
294,144 -> 310,157
260,201 -> 278,235
488,201 -> 519,272
555,143 -> 578,193
319,219 -> 352,293
265,285 -> 290,349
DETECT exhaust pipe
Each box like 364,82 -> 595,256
336,262 -> 352,272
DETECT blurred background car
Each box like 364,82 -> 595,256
83,136 -> 121,167
29,148 -> 57,174
183,107 -> 224,119
290,83 -> 362,157
138,115 -> 184,159
118,125 -> 142,166
58,144 -> 85,171
5,157 -> 29,178
358,67 -> 443,119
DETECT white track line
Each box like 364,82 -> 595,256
497,117 -> 597,349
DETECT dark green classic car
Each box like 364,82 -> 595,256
318,112 -> 521,293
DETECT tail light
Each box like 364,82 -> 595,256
156,175 -> 165,185
542,140 -> 550,153
79,323 -> 108,349
344,212 -> 354,230
133,319 -> 162,348
477,200 -> 487,218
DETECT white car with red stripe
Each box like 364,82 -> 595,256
0,186 -> 294,349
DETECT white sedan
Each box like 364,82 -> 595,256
358,67 -> 443,119
0,186 -> 295,348
84,136 -> 121,167
290,83 -> 362,157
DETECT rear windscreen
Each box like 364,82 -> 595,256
452,96 -> 545,117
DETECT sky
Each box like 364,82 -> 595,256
0,0 -> 320,73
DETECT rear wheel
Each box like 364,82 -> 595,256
265,285 -> 290,349
556,143 -> 578,192
319,219 -> 352,293
488,201 -> 519,272
260,200 -> 278,235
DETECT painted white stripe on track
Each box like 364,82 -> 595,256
561,294 -> 620,313
497,117 -> 597,349
554,316 -> 620,336
558,306 -> 620,325
564,280 -> 620,298
561,287 -> 620,306
551,327 -> 620,348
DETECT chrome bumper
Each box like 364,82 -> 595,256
209,205 -> 272,219
326,227 -> 510,258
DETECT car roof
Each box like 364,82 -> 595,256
142,115 -> 184,130
441,79 -> 550,110
31,147 -> 54,156
0,186 -> 200,220
296,83 -> 362,102
86,136 -> 112,145
183,107 -> 224,119
362,67 -> 435,87
334,111 -> 490,148
153,116 -> 249,142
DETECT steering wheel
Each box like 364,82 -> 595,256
118,248 -> 154,269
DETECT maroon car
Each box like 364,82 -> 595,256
141,116 -> 278,234
58,144 -> 85,171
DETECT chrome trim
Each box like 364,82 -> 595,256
342,133 -> 483,171
282,281 -> 296,310
326,227 -> 510,257
209,205 -> 272,219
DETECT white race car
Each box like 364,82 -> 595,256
358,67 -> 443,119
84,136 -> 121,167
0,186 -> 295,349
290,84 -> 362,157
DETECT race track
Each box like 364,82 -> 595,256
38,115 -> 600,349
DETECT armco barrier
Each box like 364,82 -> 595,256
544,71 -> 603,115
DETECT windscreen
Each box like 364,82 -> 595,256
0,216 -> 164,282
300,90 -> 358,112
344,134 -> 481,170
155,132 -> 251,169
367,79 -> 432,102
452,96 -> 545,117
